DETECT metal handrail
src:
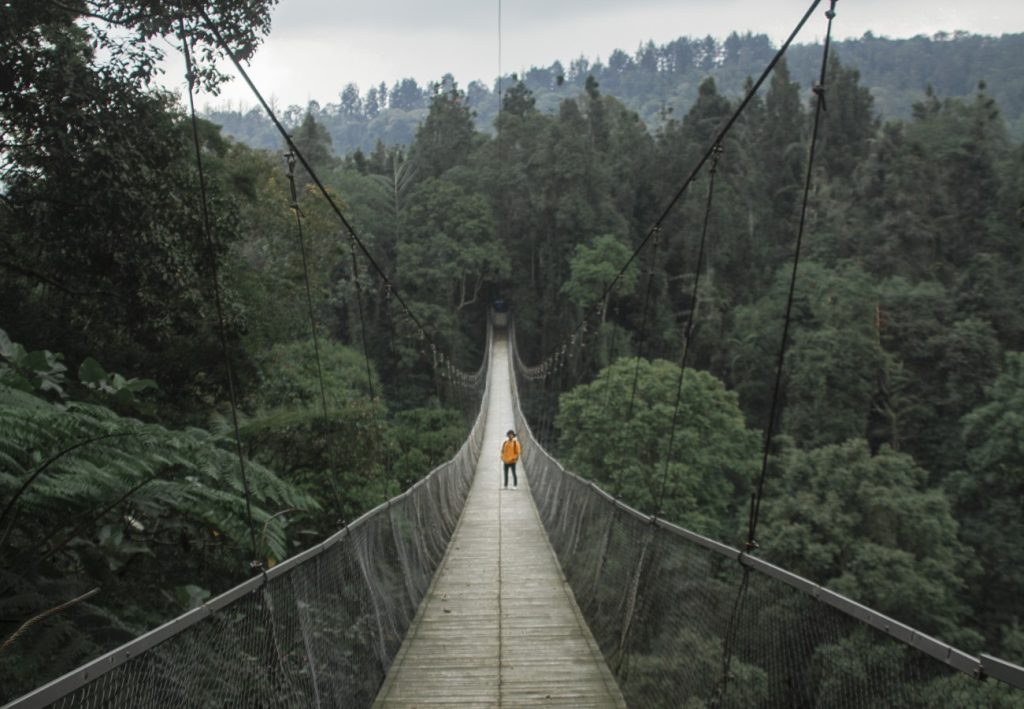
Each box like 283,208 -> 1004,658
507,331 -> 1024,691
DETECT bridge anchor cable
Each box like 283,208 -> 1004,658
746,0 -> 839,552
178,18 -> 259,565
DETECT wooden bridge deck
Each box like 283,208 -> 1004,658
374,336 -> 625,708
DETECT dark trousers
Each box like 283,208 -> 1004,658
503,462 -> 517,487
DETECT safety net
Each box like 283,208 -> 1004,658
8,341 -> 491,708
511,363 -> 1024,707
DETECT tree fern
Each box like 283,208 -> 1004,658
0,332 -> 319,701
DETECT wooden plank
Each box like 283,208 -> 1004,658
374,337 -> 625,708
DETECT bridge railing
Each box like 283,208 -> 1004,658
6,329 -> 492,709
509,347 -> 1024,707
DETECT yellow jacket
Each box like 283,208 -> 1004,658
501,438 -> 521,463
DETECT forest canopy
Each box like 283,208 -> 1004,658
2,0 -> 1023,700
205,31 -> 1024,154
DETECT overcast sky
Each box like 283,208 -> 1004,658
163,0 -> 1023,110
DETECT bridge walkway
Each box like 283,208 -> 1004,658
373,334 -> 625,707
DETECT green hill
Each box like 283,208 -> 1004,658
204,31 -> 1024,154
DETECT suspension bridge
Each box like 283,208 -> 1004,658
4,0 -> 1024,706
5,324 -> 1023,708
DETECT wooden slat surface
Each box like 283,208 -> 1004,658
374,336 -> 625,708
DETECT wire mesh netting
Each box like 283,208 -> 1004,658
516,425 -> 1024,708
8,349 -> 491,709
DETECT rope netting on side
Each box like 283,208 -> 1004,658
509,323 -> 564,452
6,338 -> 492,709
509,376 -> 1024,707
435,326 -> 491,426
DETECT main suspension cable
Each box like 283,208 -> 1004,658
284,152 -> 331,421
178,20 -> 259,563
655,145 -> 722,515
197,10 -> 439,355
627,227 -> 661,420
516,0 -> 825,476
746,0 -> 839,551
553,0 -> 826,365
348,237 -> 376,399
283,152 -> 345,518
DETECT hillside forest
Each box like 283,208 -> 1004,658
2,0 -> 1024,701
206,31 -> 1024,154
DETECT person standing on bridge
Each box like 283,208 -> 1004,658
501,430 -> 521,489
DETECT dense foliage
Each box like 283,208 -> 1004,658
0,1 -> 470,699
2,0 -> 1022,700
206,31 -> 1024,155
382,53 -> 1020,671
556,358 -> 758,540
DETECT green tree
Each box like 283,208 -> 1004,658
252,339 -> 379,409
898,85 -> 1011,280
584,75 -> 609,151
389,77 -> 424,111
844,121 -> 945,280
877,278 -> 1001,476
956,252 -> 1024,351
561,233 -> 638,322
759,58 -> 806,237
819,53 -> 878,181
389,406 -> 466,489
653,76 -> 732,202
560,234 -> 642,377
556,358 -> 759,540
396,178 -> 505,350
523,98 -> 625,359
291,111 -> 339,182
724,262 -> 889,450
0,331 -> 315,699
947,353 -> 1024,659
761,439 -> 976,644
0,3 -> 281,424
410,82 -> 476,180
501,80 -> 536,117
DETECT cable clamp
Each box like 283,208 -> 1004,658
710,143 -> 724,173
284,152 -> 300,204
812,84 -> 827,111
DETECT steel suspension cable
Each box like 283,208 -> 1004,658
746,0 -> 839,551
626,228 -> 661,419
714,5 -> 838,697
711,567 -> 752,707
511,0 -> 825,417
197,10 -> 439,355
178,21 -> 258,563
348,238 -> 376,399
284,153 -> 331,421
497,0 -> 503,120
654,145 -> 722,515
283,152 -> 345,518
603,305 -> 621,409
516,0 -> 827,399
544,0 -> 825,369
